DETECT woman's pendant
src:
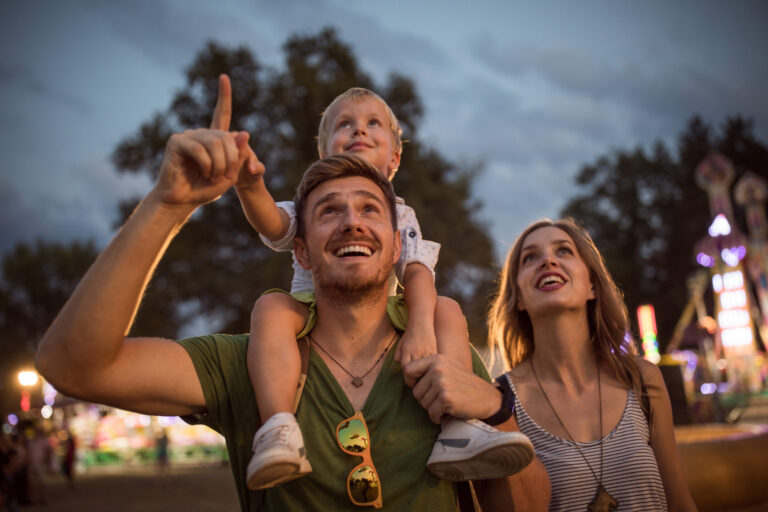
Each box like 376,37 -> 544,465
587,484 -> 618,512
351,377 -> 364,388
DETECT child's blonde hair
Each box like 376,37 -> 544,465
317,88 -> 403,172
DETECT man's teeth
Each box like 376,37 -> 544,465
538,275 -> 564,287
335,245 -> 372,257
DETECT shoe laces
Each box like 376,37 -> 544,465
254,424 -> 293,450
467,418 -> 498,435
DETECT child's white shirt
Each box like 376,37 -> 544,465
261,198 -> 440,294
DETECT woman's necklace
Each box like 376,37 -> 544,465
309,331 -> 398,388
531,359 -> 619,512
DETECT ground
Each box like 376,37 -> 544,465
25,465 -> 239,512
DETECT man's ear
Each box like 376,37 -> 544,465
392,229 -> 402,264
293,237 -> 312,270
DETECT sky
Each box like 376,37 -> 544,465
1,0 -> 766,261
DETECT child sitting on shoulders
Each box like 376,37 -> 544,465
235,87 -> 533,490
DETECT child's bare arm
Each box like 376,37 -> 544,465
395,262 -> 438,367
234,153 -> 291,242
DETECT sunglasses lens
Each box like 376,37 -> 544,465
337,418 -> 368,453
348,465 -> 380,504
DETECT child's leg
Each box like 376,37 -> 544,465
246,292 -> 310,490
247,292 -> 308,423
434,296 -> 472,371
428,296 -> 534,481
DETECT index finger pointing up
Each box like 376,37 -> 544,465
210,74 -> 232,130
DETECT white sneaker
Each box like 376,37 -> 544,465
246,412 -> 312,490
426,418 -> 534,481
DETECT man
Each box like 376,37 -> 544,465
35,75 -> 549,511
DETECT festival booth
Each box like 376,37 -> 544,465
18,385 -> 227,473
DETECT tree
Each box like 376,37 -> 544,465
561,116 -> 768,348
112,28 -> 496,344
0,240 -> 97,416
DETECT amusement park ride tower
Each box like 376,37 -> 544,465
694,153 -> 766,393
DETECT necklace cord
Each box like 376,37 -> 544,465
531,358 -> 604,485
309,331 -> 398,384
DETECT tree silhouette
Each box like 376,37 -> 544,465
0,240 -> 97,416
562,116 -> 768,348
112,28 -> 496,344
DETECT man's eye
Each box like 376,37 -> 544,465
363,205 -> 380,214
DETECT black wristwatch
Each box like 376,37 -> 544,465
481,374 -> 516,426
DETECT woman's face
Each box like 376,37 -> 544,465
515,226 -> 595,317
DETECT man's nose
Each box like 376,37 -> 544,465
353,123 -> 366,136
341,208 -> 365,232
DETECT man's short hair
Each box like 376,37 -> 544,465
294,154 -> 398,239
317,88 -> 403,160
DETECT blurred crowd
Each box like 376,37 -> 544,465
0,422 -> 76,511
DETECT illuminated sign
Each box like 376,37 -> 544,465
637,304 -> 660,364
712,268 -> 754,353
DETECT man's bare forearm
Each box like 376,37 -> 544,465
35,193 -> 193,393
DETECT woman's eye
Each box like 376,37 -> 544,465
521,253 -> 535,264
368,119 -> 381,127
557,246 -> 573,255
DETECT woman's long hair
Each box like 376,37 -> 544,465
488,218 -> 643,398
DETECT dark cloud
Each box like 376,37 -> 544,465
423,76 -> 613,171
84,0 -> 275,68
469,37 -> 768,141
0,156 -> 151,256
0,62 -> 91,114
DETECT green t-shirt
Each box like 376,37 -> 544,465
179,294 -> 490,511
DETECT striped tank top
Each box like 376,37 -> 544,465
508,377 -> 667,511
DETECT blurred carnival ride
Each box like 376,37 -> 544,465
659,153 -> 768,424
647,153 -> 768,512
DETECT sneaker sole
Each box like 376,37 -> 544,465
247,456 -> 313,490
427,439 -> 534,481
247,461 -> 300,490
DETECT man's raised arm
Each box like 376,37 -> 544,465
35,75 -> 252,416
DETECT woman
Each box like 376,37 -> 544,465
488,218 -> 696,511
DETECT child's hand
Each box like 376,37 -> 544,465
395,324 -> 438,386
234,145 -> 266,191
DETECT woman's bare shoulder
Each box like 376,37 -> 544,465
635,356 -> 663,381
506,360 -> 534,383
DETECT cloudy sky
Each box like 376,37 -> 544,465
1,0 -> 766,260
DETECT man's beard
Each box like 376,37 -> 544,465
311,252 -> 394,305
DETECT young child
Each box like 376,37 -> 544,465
235,88 -> 533,490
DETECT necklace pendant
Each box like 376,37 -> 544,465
587,484 -> 618,512
351,377 -> 364,388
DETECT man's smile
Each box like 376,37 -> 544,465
334,244 -> 373,257
327,236 -> 380,260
